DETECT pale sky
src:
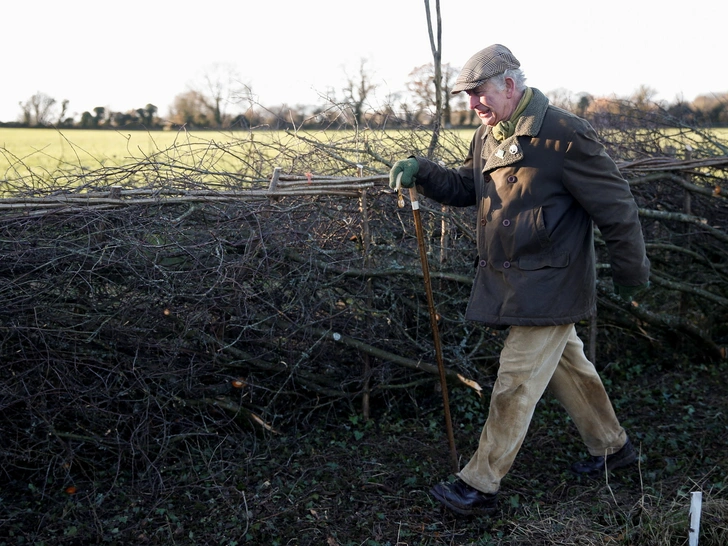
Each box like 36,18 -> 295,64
2,0 -> 726,124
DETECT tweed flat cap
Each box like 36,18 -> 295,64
451,44 -> 520,94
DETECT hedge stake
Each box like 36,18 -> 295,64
689,491 -> 703,546
397,173 -> 458,473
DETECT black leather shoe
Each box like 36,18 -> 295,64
572,438 -> 637,475
429,479 -> 498,516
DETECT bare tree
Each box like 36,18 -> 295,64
57,99 -> 69,126
631,85 -> 660,110
18,92 -> 58,126
168,64 -> 251,129
194,63 -> 251,128
342,59 -> 377,127
168,90 -> 212,128
545,88 -> 594,118
692,92 -> 728,125
406,62 -> 460,127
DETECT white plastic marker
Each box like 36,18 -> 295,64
689,491 -> 702,546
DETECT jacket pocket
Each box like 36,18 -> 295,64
500,206 -> 551,257
518,251 -> 570,270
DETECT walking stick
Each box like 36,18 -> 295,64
396,173 -> 459,473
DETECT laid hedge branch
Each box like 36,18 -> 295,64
0,181 -> 377,210
597,280 -> 723,359
284,247 -> 474,284
195,397 -> 279,433
638,208 -> 728,243
213,339 -> 351,399
618,155 -> 728,173
306,326 -> 482,393
648,272 -> 728,307
629,172 -> 724,199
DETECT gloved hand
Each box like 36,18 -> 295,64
389,158 -> 419,189
614,282 -> 649,302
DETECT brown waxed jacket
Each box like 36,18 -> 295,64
413,88 -> 650,327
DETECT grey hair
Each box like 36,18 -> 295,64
489,68 -> 527,92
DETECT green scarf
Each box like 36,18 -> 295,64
491,87 -> 533,142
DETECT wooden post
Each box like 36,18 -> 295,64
440,204 -> 449,266
358,164 -> 372,420
679,146 -> 693,321
268,167 -> 281,192
268,167 -> 281,202
438,161 -> 449,270
358,165 -> 370,257
684,146 -> 693,217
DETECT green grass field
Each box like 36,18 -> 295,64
0,128 -> 262,177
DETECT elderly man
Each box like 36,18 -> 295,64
389,44 -> 650,516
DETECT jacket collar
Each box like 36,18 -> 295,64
481,87 -> 550,170
513,87 -> 549,137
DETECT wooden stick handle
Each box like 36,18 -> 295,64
408,186 -> 420,210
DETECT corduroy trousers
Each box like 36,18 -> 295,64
458,324 -> 627,494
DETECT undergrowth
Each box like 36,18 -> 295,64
1,349 -> 726,545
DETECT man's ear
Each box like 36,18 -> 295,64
504,77 -> 516,98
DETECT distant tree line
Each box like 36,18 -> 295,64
3,62 -> 727,131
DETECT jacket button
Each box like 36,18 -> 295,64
479,260 -> 487,268
507,175 -> 517,183
481,218 -> 487,226
503,261 -> 511,269
502,219 -> 511,227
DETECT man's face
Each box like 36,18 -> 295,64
466,80 -> 513,126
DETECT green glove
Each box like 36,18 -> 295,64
389,158 -> 419,189
614,282 -> 648,302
